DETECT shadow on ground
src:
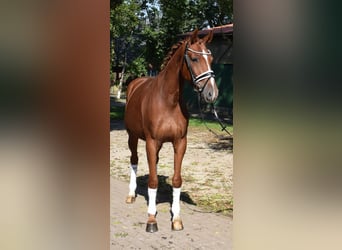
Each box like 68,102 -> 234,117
136,174 -> 196,206
110,120 -> 125,130
208,136 -> 233,151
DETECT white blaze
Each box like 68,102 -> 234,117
202,49 -> 217,98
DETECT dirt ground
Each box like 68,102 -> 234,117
110,115 -> 233,249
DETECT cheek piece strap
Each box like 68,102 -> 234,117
184,44 -> 215,92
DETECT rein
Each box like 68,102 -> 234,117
197,94 -> 233,137
184,44 -> 215,92
211,103 -> 233,136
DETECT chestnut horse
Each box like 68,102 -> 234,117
124,30 -> 218,233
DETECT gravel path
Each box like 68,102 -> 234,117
110,118 -> 233,249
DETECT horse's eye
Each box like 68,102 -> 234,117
191,58 -> 199,62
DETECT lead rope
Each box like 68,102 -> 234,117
197,94 -> 233,137
211,103 -> 233,136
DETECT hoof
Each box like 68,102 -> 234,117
171,218 -> 184,231
146,222 -> 158,233
146,214 -> 158,233
125,195 -> 135,204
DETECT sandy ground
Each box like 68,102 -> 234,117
110,117 -> 233,249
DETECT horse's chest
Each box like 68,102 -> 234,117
150,116 -> 187,141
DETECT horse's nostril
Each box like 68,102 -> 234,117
208,92 -> 212,97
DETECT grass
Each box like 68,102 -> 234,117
114,232 -> 128,238
132,222 -> 144,227
189,117 -> 233,134
158,164 -> 169,169
110,105 -> 125,120
197,193 -> 233,215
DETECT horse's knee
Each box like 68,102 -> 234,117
130,155 -> 138,165
148,176 -> 158,189
172,176 -> 182,188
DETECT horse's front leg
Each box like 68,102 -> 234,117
171,136 -> 187,231
126,134 -> 138,204
145,138 -> 161,233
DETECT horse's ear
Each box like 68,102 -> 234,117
190,29 -> 199,44
203,30 -> 213,43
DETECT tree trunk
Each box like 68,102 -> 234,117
117,66 -> 125,99
117,51 -> 127,99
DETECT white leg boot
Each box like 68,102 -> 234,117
126,164 -> 137,203
171,187 -> 183,230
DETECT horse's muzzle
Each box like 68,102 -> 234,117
201,78 -> 218,103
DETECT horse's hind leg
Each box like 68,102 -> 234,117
126,133 -> 138,204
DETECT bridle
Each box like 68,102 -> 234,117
184,43 -> 233,137
184,43 -> 215,92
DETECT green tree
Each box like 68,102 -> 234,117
110,0 -> 233,92
159,0 -> 188,55
127,57 -> 148,77
110,0 -> 124,9
110,0 -> 140,97
158,0 -> 232,68
137,0 -> 164,73
202,0 -> 232,27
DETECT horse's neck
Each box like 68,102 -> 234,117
155,50 -> 188,117
158,47 -> 185,101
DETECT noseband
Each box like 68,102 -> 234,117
184,44 -> 215,92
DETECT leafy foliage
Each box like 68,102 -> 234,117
110,0 -> 124,9
110,0 -> 140,68
110,0 -> 233,81
127,57 -> 148,77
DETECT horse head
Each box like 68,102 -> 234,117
182,29 -> 219,103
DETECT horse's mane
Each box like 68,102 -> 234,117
160,39 -> 187,71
